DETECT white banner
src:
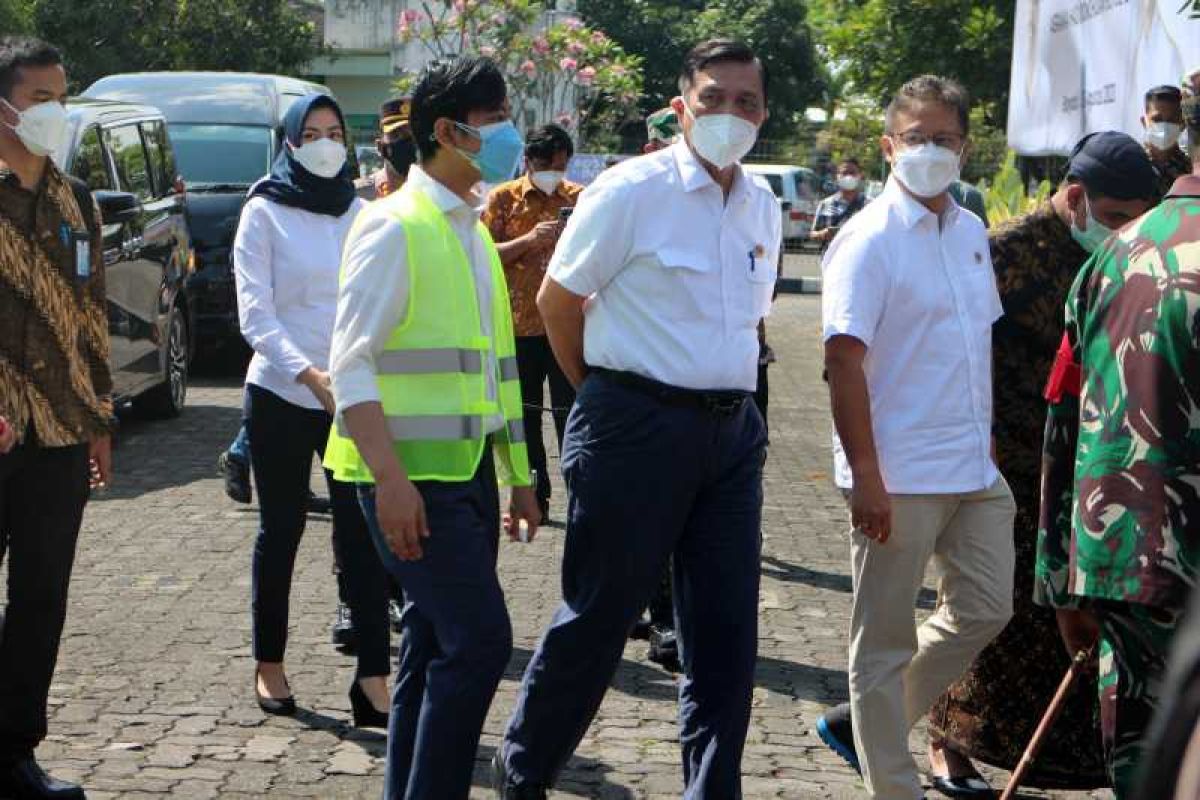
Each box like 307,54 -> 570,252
1007,0 -> 1200,156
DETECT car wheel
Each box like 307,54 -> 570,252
133,305 -> 188,419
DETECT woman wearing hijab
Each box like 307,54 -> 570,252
235,94 -> 390,725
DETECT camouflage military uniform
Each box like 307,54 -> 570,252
1036,173 -> 1200,797
1146,144 -> 1192,198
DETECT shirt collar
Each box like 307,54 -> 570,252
670,140 -> 752,202
1167,173 -> 1200,198
883,176 -> 959,229
407,165 -> 479,215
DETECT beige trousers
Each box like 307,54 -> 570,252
847,478 -> 1016,800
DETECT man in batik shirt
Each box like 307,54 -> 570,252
1036,98 -> 1200,799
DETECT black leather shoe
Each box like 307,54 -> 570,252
0,758 -> 86,799
217,451 -> 251,504
629,614 -> 652,641
647,624 -> 681,672
491,749 -> 547,800
306,491 -> 332,515
349,680 -> 389,728
254,669 -> 296,716
331,603 -> 357,654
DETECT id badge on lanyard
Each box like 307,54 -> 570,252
62,222 -> 90,282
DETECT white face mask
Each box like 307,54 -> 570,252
290,137 -> 347,178
1146,121 -> 1183,151
837,175 -> 861,191
890,142 -> 961,199
683,104 -> 758,170
2,98 -> 68,157
530,170 -> 564,195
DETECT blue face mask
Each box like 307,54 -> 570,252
453,120 -> 524,183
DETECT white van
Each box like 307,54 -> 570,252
744,164 -> 820,245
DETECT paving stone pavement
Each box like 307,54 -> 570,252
19,295 -> 1115,799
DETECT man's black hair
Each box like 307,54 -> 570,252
411,56 -> 507,161
525,123 -> 574,164
886,75 -> 970,137
838,157 -> 862,170
0,37 -> 62,100
1145,84 -> 1183,108
678,39 -> 768,100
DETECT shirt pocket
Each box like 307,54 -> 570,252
646,245 -> 718,323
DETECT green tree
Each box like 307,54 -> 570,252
576,0 -> 823,138
811,0 -> 1014,127
31,0 -> 321,91
0,0 -> 33,35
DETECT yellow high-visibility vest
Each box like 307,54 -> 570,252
324,187 -> 530,486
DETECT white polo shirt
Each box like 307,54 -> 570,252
548,141 -> 781,392
821,178 -> 1002,494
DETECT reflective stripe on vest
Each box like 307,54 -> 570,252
498,356 -> 519,381
385,414 -> 485,441
377,348 -> 484,375
505,418 -> 526,443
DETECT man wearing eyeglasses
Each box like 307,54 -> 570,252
815,75 -> 1016,800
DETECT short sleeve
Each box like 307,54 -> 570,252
482,185 -> 510,242
820,226 -> 887,346
547,177 -> 634,297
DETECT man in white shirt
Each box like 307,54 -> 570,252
493,40 -> 780,800
815,75 -> 1016,800
326,57 -> 540,799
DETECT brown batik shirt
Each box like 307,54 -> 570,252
483,174 -> 582,337
0,161 -> 113,447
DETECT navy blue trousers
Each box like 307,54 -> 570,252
502,373 -> 766,799
359,448 -> 511,800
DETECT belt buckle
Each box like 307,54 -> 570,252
705,395 -> 742,416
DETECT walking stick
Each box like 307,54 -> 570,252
999,645 -> 1096,800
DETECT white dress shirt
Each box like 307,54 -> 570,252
548,141 -> 781,392
821,178 -> 1002,494
329,166 -> 503,433
234,195 -> 366,410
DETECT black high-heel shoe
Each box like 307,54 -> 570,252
349,680 -> 389,728
255,668 -> 296,716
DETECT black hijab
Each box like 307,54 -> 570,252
248,93 -> 357,217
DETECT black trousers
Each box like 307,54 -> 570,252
246,384 -> 390,678
515,336 -> 575,503
0,434 -> 89,762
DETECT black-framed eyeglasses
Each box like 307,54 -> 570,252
887,131 -> 965,150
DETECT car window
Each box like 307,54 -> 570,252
168,124 -> 273,187
71,124 -> 114,192
140,120 -> 176,197
104,124 -> 154,202
795,172 -> 817,201
758,173 -> 783,197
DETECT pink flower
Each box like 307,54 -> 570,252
555,113 -> 574,127
400,8 -> 421,24
559,57 -> 578,71
480,45 -> 497,58
563,17 -> 583,29
532,36 -> 550,54
520,60 -> 537,77
591,30 -> 607,44
575,66 -> 596,86
567,41 -> 585,55
491,13 -> 507,25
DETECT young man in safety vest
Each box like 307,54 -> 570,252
325,56 -> 541,800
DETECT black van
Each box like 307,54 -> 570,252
82,72 -> 333,357
51,98 -> 193,417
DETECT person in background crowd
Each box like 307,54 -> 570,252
926,131 -> 1159,797
949,179 -> 989,226
1186,65 -> 1200,97
627,104 -> 685,667
356,96 -> 416,201
643,106 -> 679,153
0,36 -> 111,800
816,75 -> 1015,800
1035,96 -> 1200,800
810,157 -> 867,250
494,39 -> 778,799
234,93 -> 391,729
484,124 -> 582,519
1142,84 -> 1191,196
324,56 -> 540,799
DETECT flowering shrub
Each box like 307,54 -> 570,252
395,0 -> 642,143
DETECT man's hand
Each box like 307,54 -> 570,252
1055,607 -> 1100,660
298,367 -> 336,415
0,416 -> 14,455
851,468 -> 892,543
89,435 -> 112,489
526,220 -> 561,247
811,227 -> 833,242
504,485 -> 542,543
375,473 -> 429,561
